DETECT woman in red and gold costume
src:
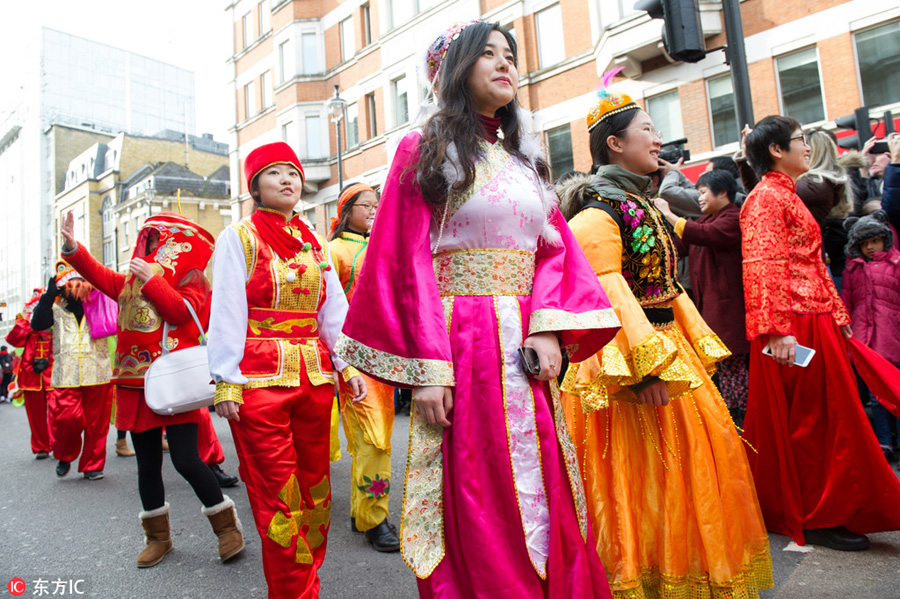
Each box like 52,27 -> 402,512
60,211 -> 244,569
209,141 -> 366,599
328,183 -> 399,552
557,81 -> 773,598
740,115 -> 900,551
5,289 -> 53,458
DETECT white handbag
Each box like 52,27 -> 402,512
144,299 -> 216,416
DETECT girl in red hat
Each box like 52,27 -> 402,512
209,141 -> 366,599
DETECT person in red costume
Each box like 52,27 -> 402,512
5,289 -> 54,458
31,263 -> 113,481
209,141 -> 366,599
60,211 -> 244,569
740,115 -> 900,551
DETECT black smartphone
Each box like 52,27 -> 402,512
517,347 -> 541,376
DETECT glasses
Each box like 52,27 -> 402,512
618,126 -> 664,140
354,203 -> 377,212
790,133 -> 809,145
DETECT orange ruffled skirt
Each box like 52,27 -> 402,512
563,320 -> 773,599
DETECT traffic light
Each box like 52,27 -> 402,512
634,0 -> 706,63
835,107 -> 895,151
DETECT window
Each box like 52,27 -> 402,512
646,91 -> 684,142
103,240 -> 115,268
244,80 -> 257,119
305,208 -> 317,228
389,0 -> 413,29
776,47 -> 825,124
305,115 -> 323,158
347,103 -> 359,148
101,196 -> 114,239
302,33 -> 318,74
546,125 -> 574,179
392,76 -> 409,127
282,121 -> 298,151
855,21 -> 900,108
279,40 -> 293,83
366,93 -> 377,137
241,12 -> 252,48
536,4 -> 565,68
258,1 -> 270,35
707,75 -> 739,147
362,4 -> 372,46
261,71 -> 272,108
123,220 -> 129,247
340,17 -> 354,62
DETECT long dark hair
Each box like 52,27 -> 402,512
588,109 -> 639,171
415,22 -> 547,205
327,187 -> 377,241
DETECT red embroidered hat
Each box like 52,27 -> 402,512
243,142 -> 305,192
424,21 -> 480,85
134,212 -> 216,277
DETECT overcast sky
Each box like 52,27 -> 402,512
0,0 -> 234,143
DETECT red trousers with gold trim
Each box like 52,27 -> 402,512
23,389 -> 52,454
229,383 -> 333,599
48,384 -> 113,472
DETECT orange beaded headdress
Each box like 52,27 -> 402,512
586,67 -> 638,132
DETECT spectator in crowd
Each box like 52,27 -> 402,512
0,345 -> 13,402
655,170 -> 750,426
740,114 -> 900,551
5,290 -> 53,457
841,210 -> 900,464
881,133 -> 900,234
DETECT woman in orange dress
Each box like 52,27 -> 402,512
557,82 -> 773,598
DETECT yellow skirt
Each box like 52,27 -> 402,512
563,323 -> 773,599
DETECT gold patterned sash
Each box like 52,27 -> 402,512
433,249 -> 535,296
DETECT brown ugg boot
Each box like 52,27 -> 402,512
202,495 -> 245,562
137,503 -> 172,568
116,438 -> 135,457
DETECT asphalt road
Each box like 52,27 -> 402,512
1,401 -> 898,598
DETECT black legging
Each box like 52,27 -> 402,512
131,423 -> 223,511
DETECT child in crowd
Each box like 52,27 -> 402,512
841,210 -> 900,463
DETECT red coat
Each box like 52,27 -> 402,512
840,246 -> 900,368
5,318 -> 52,391
740,171 -> 850,339
675,202 -> 749,355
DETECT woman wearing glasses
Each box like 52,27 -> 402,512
557,83 -> 773,598
328,184 -> 400,553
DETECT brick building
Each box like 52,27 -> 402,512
53,129 -> 231,274
226,0 -> 899,231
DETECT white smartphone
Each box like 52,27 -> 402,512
762,343 -> 816,367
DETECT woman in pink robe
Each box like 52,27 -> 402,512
335,22 -> 619,599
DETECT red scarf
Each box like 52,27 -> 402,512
251,207 -> 321,260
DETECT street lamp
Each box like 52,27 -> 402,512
326,84 -> 348,191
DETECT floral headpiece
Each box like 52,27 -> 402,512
424,21 -> 480,85
586,67 -> 638,132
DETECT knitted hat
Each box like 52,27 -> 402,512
844,210 -> 893,258
244,142 -> 305,192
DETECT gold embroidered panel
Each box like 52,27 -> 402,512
433,249 -> 535,297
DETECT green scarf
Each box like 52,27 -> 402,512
589,164 -> 651,201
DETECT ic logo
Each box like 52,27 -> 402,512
8,578 -> 26,596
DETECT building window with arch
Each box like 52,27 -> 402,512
854,21 -> 900,108
776,47 -> 826,125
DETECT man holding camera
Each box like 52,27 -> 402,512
5,290 -> 54,459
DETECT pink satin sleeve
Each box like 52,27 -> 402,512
529,208 -> 621,362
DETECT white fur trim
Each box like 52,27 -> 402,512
441,142 -> 465,190
139,502 -> 169,521
202,495 -> 243,533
